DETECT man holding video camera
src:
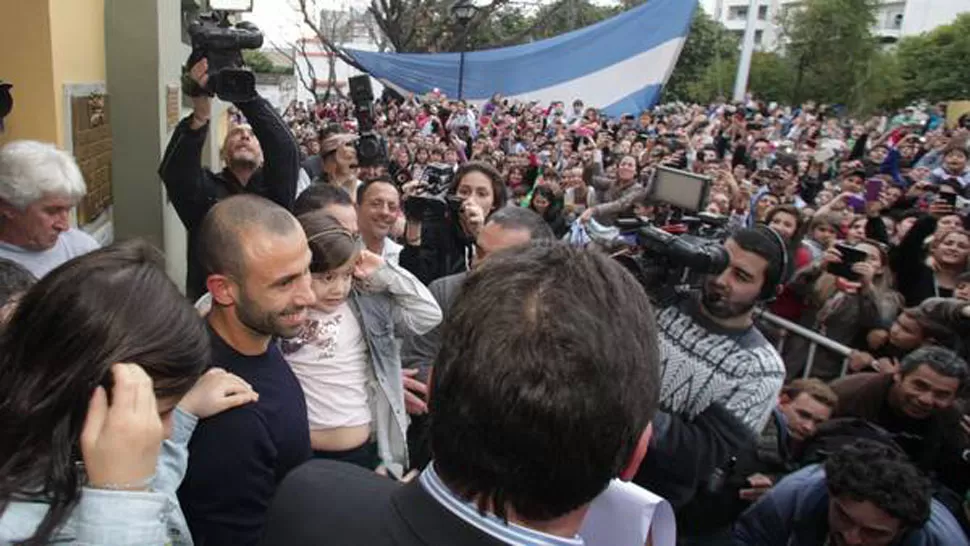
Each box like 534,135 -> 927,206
159,57 -> 300,300
633,224 -> 787,515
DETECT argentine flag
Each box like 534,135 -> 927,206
345,0 -> 697,117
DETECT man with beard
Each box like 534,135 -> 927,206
178,195 -> 314,546
635,226 -> 787,510
159,58 -> 300,300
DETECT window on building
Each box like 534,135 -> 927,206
758,5 -> 768,20
892,13 -> 903,29
729,6 -> 748,19
755,29 -> 763,44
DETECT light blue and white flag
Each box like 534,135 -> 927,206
345,0 -> 697,117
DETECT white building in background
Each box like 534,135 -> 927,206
703,0 -> 969,51
291,8 -> 386,104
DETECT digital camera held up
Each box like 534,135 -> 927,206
348,75 -> 386,167
184,12 -> 263,103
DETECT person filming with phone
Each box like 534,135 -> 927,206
398,161 -> 507,285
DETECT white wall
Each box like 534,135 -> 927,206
293,38 -> 386,104
900,0 -> 968,35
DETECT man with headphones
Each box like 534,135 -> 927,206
158,58 -> 300,300
634,225 -> 788,511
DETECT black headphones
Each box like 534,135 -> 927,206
754,224 -> 789,302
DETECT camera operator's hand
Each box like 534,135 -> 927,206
739,473 -> 773,502
187,59 -> 212,130
401,179 -> 428,197
460,200 -> 486,238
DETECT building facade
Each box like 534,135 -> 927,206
704,0 -> 968,51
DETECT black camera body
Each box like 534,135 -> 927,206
615,216 -> 730,293
348,75 -> 386,167
403,163 -> 460,221
185,13 -> 263,102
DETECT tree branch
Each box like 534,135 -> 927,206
297,0 -> 366,69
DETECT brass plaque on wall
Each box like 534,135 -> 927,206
71,93 -> 113,225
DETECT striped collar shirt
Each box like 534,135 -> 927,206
419,462 -> 585,546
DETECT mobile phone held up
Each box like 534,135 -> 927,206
826,243 -> 868,282
865,179 -> 883,203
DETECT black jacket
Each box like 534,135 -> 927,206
158,97 -> 299,299
400,213 -> 473,286
260,460 -> 504,546
634,403 -> 757,511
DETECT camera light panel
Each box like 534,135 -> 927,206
209,0 -> 253,11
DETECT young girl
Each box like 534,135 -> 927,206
284,212 -> 442,477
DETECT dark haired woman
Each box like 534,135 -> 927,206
285,213 -> 440,476
529,183 -> 569,239
400,161 -> 509,284
0,240 -> 256,545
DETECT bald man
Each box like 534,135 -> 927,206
159,59 -> 300,300
177,194 -> 313,546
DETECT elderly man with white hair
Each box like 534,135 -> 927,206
0,140 -> 99,278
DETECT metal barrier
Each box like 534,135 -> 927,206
755,308 -> 854,378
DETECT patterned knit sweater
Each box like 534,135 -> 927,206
656,296 -> 786,433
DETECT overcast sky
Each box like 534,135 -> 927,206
244,0 -> 719,45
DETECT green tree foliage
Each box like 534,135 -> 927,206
895,13 -> 970,104
683,52 -> 794,104
778,0 -> 880,111
663,10 -> 739,102
242,50 -> 293,75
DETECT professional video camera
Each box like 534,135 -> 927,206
348,75 -> 386,167
402,163 -> 462,221
184,1 -> 263,103
612,166 -> 730,291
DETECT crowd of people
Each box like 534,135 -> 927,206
2,52 -> 970,545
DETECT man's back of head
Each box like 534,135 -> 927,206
430,240 -> 660,522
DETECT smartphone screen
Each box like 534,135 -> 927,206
937,192 -> 957,207
865,179 -> 883,202
826,244 -> 868,282
845,195 -> 866,213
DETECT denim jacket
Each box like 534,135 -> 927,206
350,260 -> 442,478
0,408 -> 198,545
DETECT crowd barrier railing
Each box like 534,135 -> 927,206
755,308 -> 853,379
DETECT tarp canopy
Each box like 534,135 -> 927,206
345,0 -> 697,117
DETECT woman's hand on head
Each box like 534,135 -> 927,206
81,364 -> 163,491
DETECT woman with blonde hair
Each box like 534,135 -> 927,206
784,239 -> 903,380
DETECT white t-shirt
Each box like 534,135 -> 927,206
0,229 -> 99,279
281,303 -> 374,430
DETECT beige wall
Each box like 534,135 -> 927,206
0,0 -> 105,147
49,0 -> 107,147
0,0 -> 58,145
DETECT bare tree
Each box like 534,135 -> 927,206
272,37 -> 319,101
